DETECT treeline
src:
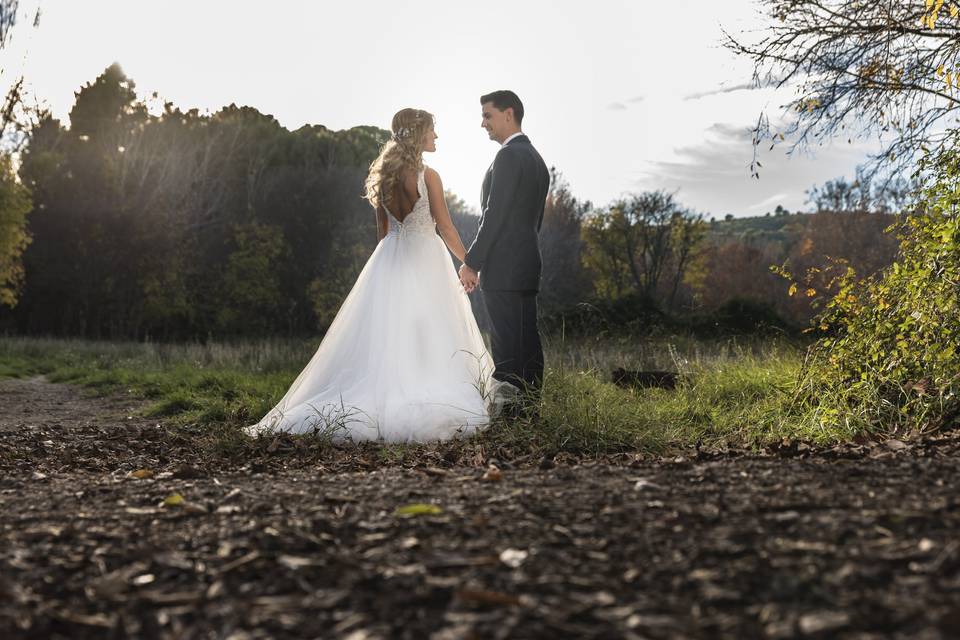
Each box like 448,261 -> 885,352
1,64 -> 437,339
0,64 -> 907,340
696,209 -> 899,327
536,177 -> 903,332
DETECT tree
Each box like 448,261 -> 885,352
215,222 -> 289,335
5,64 -> 393,339
539,168 -> 590,315
445,189 -> 479,252
582,190 -> 704,307
0,1 -> 43,151
666,209 -> 706,309
806,166 -> 918,213
0,153 -> 30,306
582,209 -> 633,300
724,1 -> 960,179
0,0 -> 40,308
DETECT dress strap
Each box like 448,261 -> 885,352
418,166 -> 427,199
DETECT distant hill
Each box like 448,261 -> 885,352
694,209 -> 899,325
706,212 -> 807,244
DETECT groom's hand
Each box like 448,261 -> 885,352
459,264 -> 479,293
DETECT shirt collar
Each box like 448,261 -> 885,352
501,131 -> 524,147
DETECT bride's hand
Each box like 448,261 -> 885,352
459,264 -> 479,293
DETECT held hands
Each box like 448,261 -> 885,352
458,263 -> 479,293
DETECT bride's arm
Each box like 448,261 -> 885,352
375,204 -> 389,242
424,167 -> 467,262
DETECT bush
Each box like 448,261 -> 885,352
793,142 -> 960,434
690,298 -> 793,336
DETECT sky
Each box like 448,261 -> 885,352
1,0 -> 887,218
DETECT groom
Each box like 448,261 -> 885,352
459,90 -> 550,397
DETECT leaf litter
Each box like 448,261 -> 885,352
3,375 -> 960,637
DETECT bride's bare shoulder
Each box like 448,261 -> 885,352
424,166 -> 443,188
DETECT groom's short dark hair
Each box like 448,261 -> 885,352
481,90 -> 524,126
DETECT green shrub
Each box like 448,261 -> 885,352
793,143 -> 960,434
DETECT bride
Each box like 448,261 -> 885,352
244,108 -> 506,442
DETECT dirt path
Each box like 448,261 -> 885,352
2,376 -> 960,639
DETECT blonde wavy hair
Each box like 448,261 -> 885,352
364,108 -> 435,211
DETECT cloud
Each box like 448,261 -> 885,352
676,122 -> 754,158
747,192 -> 790,211
683,82 -> 757,101
634,120 -> 879,217
607,96 -> 643,110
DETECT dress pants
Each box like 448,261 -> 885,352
481,289 -> 544,393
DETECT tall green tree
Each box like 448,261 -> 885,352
0,0 -> 40,309
0,154 -> 30,306
6,64 -> 392,340
582,190 -> 704,306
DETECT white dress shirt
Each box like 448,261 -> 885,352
501,131 -> 524,147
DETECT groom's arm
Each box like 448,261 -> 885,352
463,149 -> 522,272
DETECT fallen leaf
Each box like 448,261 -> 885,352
52,611 -> 118,628
173,464 -> 203,479
395,503 -> 443,517
499,548 -> 528,568
162,493 -> 185,507
277,555 -> 319,570
216,504 -> 242,514
885,439 -> 908,451
129,468 -> 154,479
481,464 -> 502,482
184,502 -> 209,514
217,550 -> 260,574
633,478 -> 661,491
206,580 -> 226,599
799,611 -> 850,634
85,561 -> 150,600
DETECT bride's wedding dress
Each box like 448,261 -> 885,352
244,167 -> 503,442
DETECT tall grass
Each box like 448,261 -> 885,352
0,333 -> 809,455
528,333 -> 802,452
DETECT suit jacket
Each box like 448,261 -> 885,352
464,134 -> 550,291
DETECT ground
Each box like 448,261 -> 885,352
2,375 -> 960,639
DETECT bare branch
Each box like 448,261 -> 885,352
724,0 -> 960,177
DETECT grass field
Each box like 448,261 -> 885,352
0,333 -> 817,456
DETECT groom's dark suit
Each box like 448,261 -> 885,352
464,134 -> 550,392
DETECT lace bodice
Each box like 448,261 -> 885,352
384,168 -> 435,237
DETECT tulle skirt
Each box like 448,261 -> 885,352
244,230 -> 500,443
